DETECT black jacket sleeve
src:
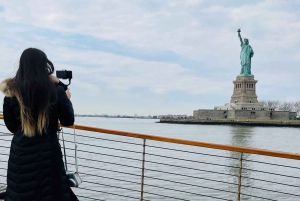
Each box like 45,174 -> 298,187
3,97 -> 19,133
57,86 -> 75,126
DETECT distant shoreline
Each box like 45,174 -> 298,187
75,115 -> 156,119
158,119 -> 300,127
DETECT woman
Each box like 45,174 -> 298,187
0,48 -> 77,201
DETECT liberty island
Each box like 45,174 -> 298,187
194,29 -> 296,121
161,29 -> 297,124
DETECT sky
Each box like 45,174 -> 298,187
0,0 -> 300,116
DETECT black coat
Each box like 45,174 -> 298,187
2,83 -> 76,201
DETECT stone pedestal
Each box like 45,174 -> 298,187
230,76 -> 258,104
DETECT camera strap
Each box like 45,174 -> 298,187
61,126 -> 79,172
60,126 -> 82,187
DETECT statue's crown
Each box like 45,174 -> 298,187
244,38 -> 249,40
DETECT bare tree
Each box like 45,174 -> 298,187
267,100 -> 280,110
259,100 -> 267,106
260,100 -> 300,112
294,101 -> 300,117
260,100 -> 280,110
278,101 -> 294,111
294,101 -> 300,111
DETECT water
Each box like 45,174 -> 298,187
1,117 -> 300,200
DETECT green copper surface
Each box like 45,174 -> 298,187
237,29 -> 254,76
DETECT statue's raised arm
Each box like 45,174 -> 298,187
237,28 -> 243,45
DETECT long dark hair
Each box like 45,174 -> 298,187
9,48 -> 55,137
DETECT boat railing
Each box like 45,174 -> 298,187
1,115 -> 300,200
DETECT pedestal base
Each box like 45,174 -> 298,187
230,76 -> 258,104
237,74 -> 253,77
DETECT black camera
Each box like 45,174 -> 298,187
56,70 -> 72,79
56,70 -> 72,91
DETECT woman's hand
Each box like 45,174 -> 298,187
66,88 -> 71,99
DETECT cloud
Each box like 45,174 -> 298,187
49,48 -> 225,95
0,0 -> 299,114
0,47 -> 21,77
2,0 -> 299,72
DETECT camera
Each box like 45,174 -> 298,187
56,70 -> 72,91
56,70 -> 72,79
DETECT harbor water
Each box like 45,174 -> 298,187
1,117 -> 300,200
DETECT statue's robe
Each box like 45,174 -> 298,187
240,43 -> 254,75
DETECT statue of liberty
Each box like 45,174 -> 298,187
237,28 -> 254,76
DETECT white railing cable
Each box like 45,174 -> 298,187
61,128 -> 68,172
74,125 -> 79,173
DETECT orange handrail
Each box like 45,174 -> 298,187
66,124 -> 300,160
1,114 -> 300,160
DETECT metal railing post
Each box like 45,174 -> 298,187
140,139 -> 146,200
237,152 -> 243,201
